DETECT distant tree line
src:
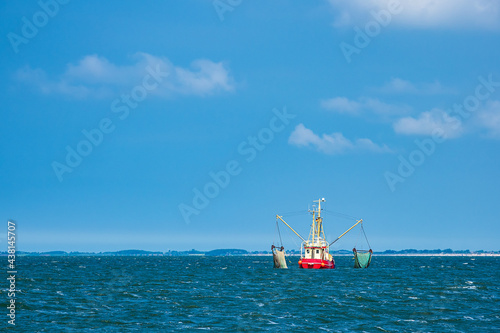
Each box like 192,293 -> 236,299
1,248 -> 498,256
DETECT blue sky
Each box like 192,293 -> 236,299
1,0 -> 499,252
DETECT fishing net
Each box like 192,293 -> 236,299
353,248 -> 372,268
272,246 -> 288,269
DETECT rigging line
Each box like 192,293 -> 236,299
281,213 -> 308,218
322,211 -> 351,220
273,220 -> 278,246
276,218 -> 283,247
361,224 -> 371,249
288,229 -> 301,249
281,210 -> 307,214
281,211 -> 309,217
274,218 -> 281,246
327,211 -> 358,220
281,218 -> 301,249
323,208 -> 357,218
323,209 -> 358,220
354,222 -> 362,249
322,213 -> 355,222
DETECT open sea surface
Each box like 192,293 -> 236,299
3,255 -> 500,332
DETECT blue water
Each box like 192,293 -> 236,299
5,256 -> 500,332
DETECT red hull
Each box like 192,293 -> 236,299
299,258 -> 335,269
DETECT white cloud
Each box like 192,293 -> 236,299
15,53 -> 234,99
393,108 -> 463,138
320,97 -> 361,114
288,123 -> 392,155
379,78 -> 418,94
329,0 -> 500,30
15,66 -> 95,98
321,96 -> 410,117
174,59 -> 234,95
376,78 -> 455,95
475,100 -> 500,138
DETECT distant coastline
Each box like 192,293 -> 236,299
2,248 -> 499,257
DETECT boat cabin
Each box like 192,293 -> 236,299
304,246 -> 327,260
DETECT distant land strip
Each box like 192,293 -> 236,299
1,249 -> 499,257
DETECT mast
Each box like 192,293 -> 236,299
317,199 -> 321,241
308,198 -> 325,246
276,198 -> 329,247
311,206 -> 316,244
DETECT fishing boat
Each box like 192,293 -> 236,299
274,198 -> 368,269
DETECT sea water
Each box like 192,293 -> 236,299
6,256 -> 500,332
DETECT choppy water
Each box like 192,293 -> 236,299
4,256 -> 500,332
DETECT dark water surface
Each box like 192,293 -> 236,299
4,255 -> 500,332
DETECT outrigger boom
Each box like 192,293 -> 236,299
276,215 -> 306,242
329,219 -> 363,246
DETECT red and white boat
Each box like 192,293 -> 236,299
276,198 -> 363,269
